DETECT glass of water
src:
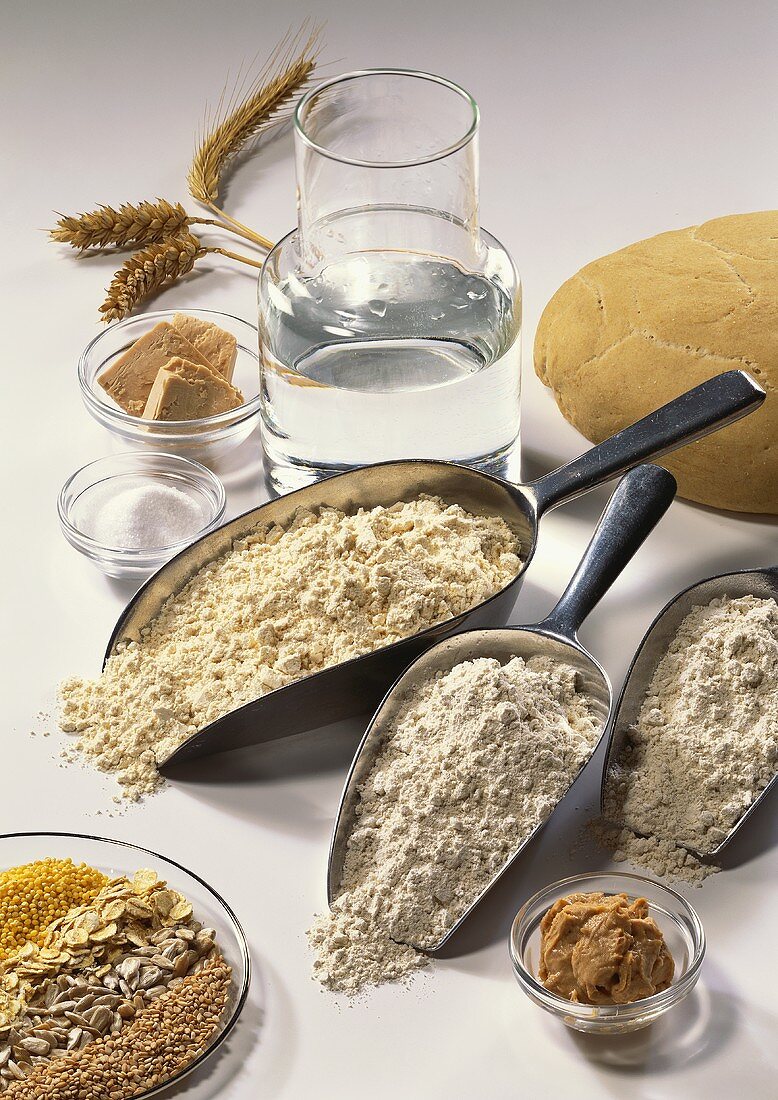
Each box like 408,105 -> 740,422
258,69 -> 521,494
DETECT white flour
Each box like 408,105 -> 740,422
309,654 -> 598,993
602,595 -> 778,883
59,496 -> 520,801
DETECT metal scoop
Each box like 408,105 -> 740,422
601,566 -> 778,858
103,368 -> 762,770
326,463 -> 677,950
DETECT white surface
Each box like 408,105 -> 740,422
1,1 -> 776,1097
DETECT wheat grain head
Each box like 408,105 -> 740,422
99,233 -> 204,322
51,199 -> 190,251
188,23 -> 322,206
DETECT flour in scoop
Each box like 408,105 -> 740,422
309,654 -> 598,994
601,595 -> 778,883
60,496 -> 520,801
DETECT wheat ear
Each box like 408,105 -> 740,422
51,199 -> 191,250
188,23 -> 322,247
99,234 -> 263,322
99,234 -> 205,322
51,197 -> 264,252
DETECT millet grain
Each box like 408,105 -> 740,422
0,860 -> 107,959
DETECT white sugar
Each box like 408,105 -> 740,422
80,481 -> 205,549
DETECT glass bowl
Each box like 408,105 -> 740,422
58,451 -> 226,579
79,309 -> 260,465
509,872 -> 705,1034
0,832 -> 250,1099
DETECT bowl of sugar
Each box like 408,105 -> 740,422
58,452 -> 227,579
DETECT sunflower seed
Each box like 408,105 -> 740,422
19,1037 -> 51,1056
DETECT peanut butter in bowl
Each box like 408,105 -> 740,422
539,891 -> 674,1005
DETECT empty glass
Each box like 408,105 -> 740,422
258,69 -> 521,494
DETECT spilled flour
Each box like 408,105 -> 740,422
601,595 -> 778,883
309,654 -> 598,993
59,497 -> 520,801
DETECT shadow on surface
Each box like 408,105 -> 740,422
565,975 -> 736,1076
220,125 -> 296,210
559,965 -> 777,1097
167,717 -> 366,839
717,780 -> 778,869
104,574 -> 146,605
210,425 -> 264,496
169,717 -> 366,787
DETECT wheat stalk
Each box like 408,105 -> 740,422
99,233 -> 263,322
51,199 -> 191,251
50,197 -> 264,252
52,24 -> 324,316
207,247 -> 263,269
188,23 -> 322,246
99,234 -> 205,322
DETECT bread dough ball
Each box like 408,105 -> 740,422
534,211 -> 778,513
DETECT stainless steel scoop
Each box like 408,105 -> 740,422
601,566 -> 778,858
326,463 -> 677,950
103,369 -> 762,770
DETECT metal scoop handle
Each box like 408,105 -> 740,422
529,370 -> 764,513
539,464 -> 677,640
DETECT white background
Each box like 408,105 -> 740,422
1,1 -> 776,1097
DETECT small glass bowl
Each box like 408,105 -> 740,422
509,872 -> 705,1034
79,309 -> 260,465
58,452 -> 226,579
0,832 -> 250,1099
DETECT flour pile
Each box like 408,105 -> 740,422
309,654 -> 598,993
59,496 -> 520,801
601,595 -> 778,883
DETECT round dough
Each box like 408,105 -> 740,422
534,211 -> 778,514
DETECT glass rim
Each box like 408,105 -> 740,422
294,68 -> 480,169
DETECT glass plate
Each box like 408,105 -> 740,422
0,832 -> 250,1098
